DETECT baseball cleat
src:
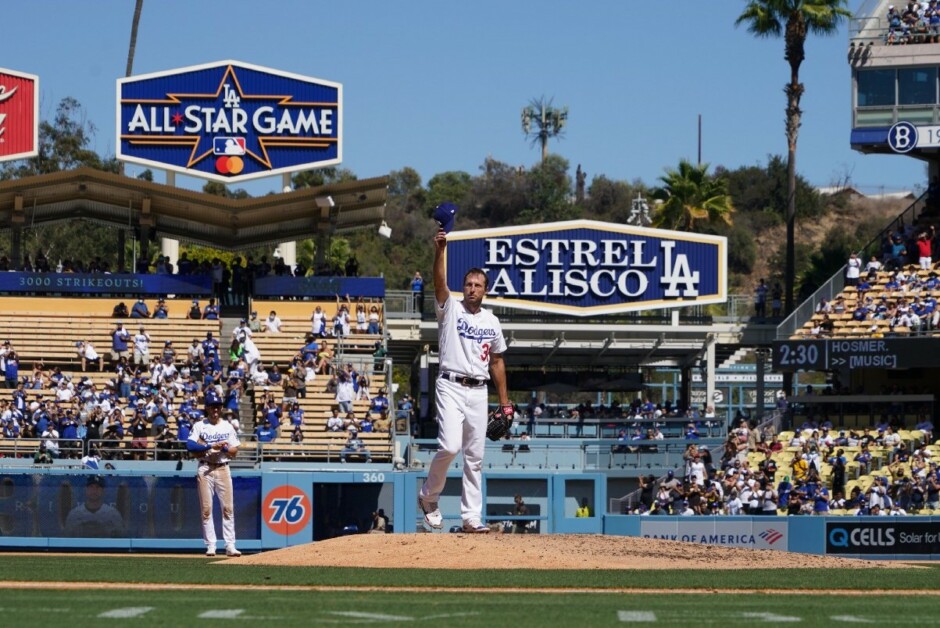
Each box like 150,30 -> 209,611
205,548 -> 217,557
461,521 -> 490,533
418,495 -> 443,529
225,546 -> 242,557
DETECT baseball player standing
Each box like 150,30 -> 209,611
187,388 -> 241,556
419,219 -> 511,533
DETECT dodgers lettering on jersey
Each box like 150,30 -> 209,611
437,295 -> 507,380
188,419 -> 240,464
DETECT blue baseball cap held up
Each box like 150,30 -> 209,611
433,202 -> 458,233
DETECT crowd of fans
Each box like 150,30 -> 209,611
885,1 -> 940,45
626,414 -> 938,517
0,298 -> 393,461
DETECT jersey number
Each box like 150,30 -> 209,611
480,344 -> 490,362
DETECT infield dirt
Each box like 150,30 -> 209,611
232,533 -> 911,570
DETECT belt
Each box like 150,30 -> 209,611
440,371 -> 487,387
199,461 -> 229,467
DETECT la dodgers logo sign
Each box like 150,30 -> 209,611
117,60 -> 342,183
444,220 -> 727,316
0,67 -> 39,162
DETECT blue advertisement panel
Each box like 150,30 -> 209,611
444,220 -> 726,317
0,472 -> 260,541
117,60 -> 342,183
253,276 -> 384,299
0,272 -> 212,296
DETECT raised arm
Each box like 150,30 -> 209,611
433,229 -> 449,306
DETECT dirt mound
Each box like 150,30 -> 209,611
232,533 -> 903,570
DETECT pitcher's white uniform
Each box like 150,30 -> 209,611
189,418 -> 240,553
420,294 -> 506,525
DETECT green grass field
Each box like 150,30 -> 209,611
0,556 -> 937,627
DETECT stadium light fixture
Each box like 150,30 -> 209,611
378,221 -> 392,239
315,195 -> 335,209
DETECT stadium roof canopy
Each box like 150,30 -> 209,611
0,167 -> 388,250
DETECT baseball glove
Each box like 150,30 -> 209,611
486,404 -> 515,441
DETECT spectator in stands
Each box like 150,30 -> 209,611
354,301 -> 368,334
343,412 -> 361,432
33,442 -> 53,464
864,255 -> 882,280
359,412 -> 374,433
339,428 -> 370,463
315,341 -> 333,375
187,300 -> 202,320
3,350 -> 18,389
771,283 -> 782,317
263,310 -> 282,333
153,299 -> 169,319
130,297 -> 150,319
917,227 -> 936,270
356,372 -> 371,401
290,425 -> 303,444
254,422 -> 276,443
326,408 -> 344,432
754,279 -> 768,318
133,326 -> 151,368
112,301 -> 129,318
202,297 -> 220,320
110,323 -> 131,365
411,271 -> 424,312
367,305 -> 381,335
845,252 -> 862,287
311,305 -> 327,337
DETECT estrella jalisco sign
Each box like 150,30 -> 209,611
444,220 -> 726,316
0,66 -> 39,162
116,60 -> 341,183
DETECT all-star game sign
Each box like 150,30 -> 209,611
116,60 -> 342,183
0,67 -> 39,162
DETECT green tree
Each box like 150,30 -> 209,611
426,171 -> 473,216
650,160 -> 735,231
736,0 -> 851,315
290,167 -> 357,189
467,157 -> 527,228
521,154 -> 578,224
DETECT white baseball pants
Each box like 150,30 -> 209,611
420,378 -> 489,523
196,463 -> 236,549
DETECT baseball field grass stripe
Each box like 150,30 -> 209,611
0,556 -> 935,590
0,589 -> 937,628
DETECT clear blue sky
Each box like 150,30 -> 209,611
2,0 -> 921,197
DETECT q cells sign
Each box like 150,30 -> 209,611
444,220 -> 726,316
117,60 -> 341,183
0,67 -> 39,162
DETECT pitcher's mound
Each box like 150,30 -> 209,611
232,533 -> 899,570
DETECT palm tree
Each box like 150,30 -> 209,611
736,0 -> 851,316
125,0 -> 145,77
521,97 -> 568,162
650,160 -> 734,231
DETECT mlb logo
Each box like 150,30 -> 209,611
213,137 -> 246,156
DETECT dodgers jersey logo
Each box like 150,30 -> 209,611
456,317 -> 499,345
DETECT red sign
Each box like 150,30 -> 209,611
262,485 -> 311,536
0,67 -> 38,162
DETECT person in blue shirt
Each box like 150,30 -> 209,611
254,423 -> 275,442
130,298 -> 150,319
111,323 -> 131,364
4,351 -> 18,389
202,298 -> 220,320
288,403 -> 304,428
153,299 -> 169,319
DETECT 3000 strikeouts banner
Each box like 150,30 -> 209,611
117,60 -> 342,183
444,220 -> 726,316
